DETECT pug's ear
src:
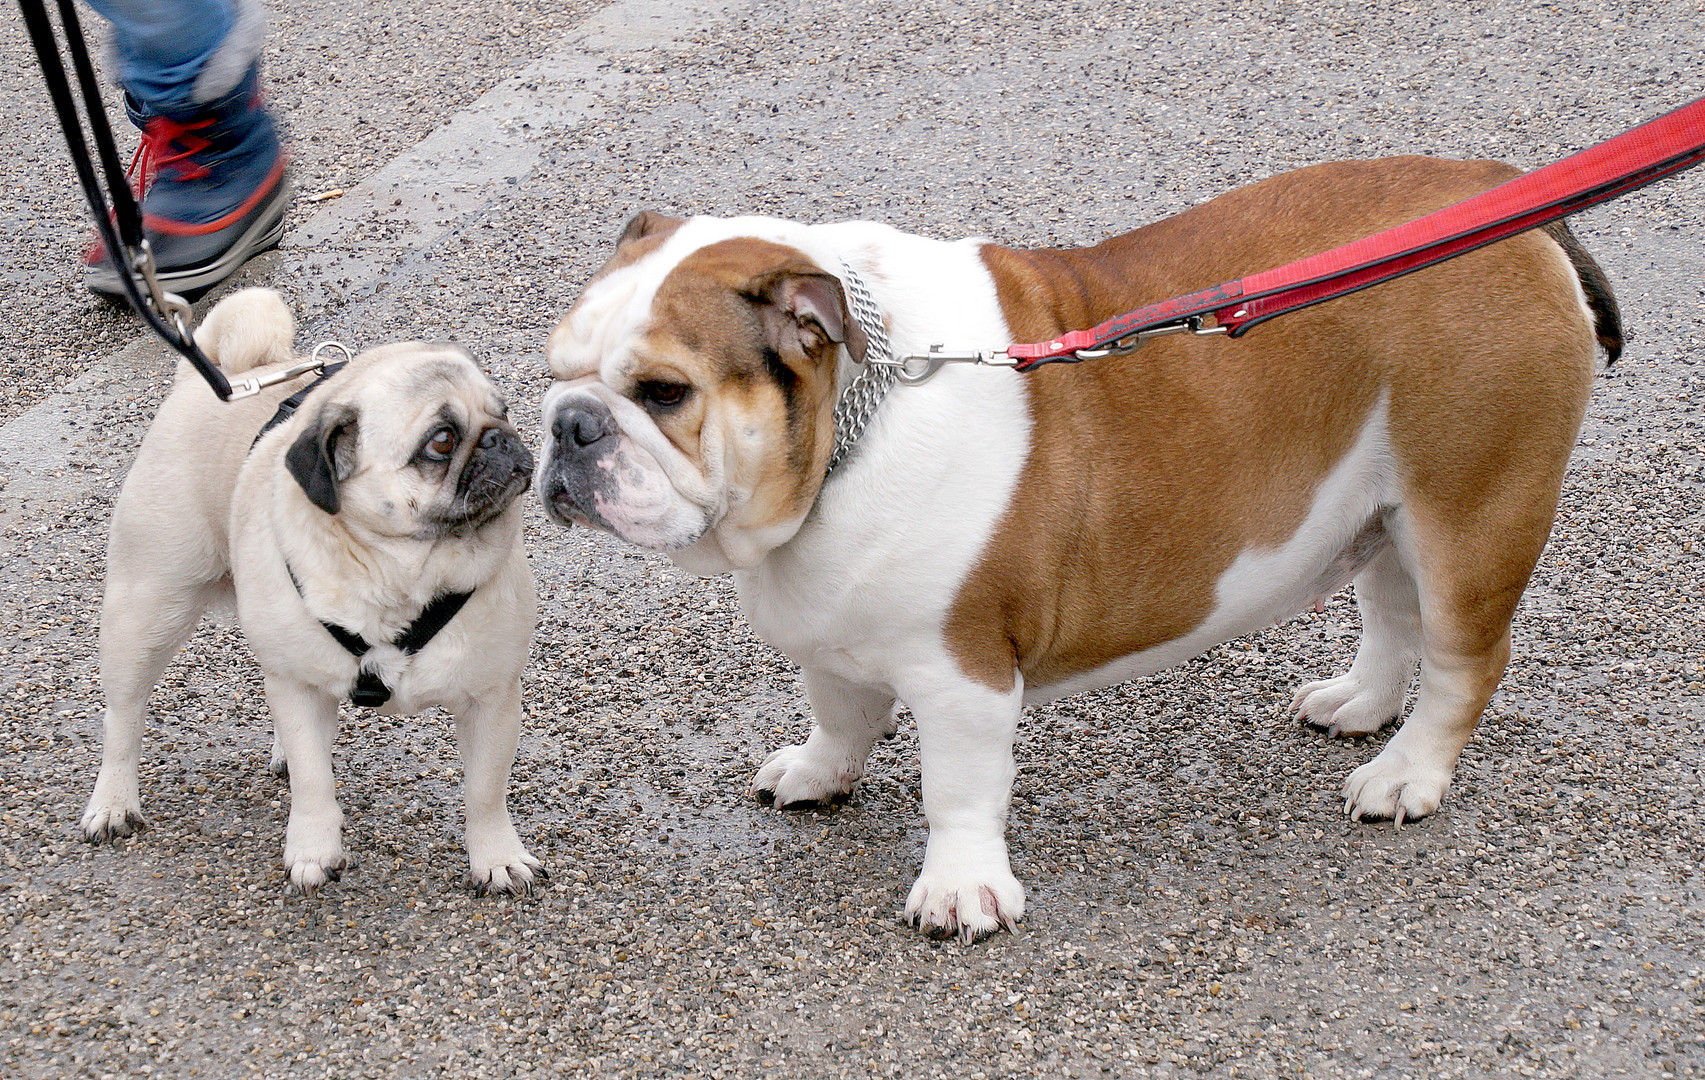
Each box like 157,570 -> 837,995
285,405 -> 359,515
745,267 -> 869,364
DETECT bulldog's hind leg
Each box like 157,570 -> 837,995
754,668 -> 896,809
82,573 -> 221,842
1293,543 -> 1422,737
1341,505 -> 1542,824
455,678 -> 543,895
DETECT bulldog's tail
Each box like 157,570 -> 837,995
190,287 -> 297,375
1542,220 -> 1623,366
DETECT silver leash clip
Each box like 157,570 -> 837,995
226,341 -> 354,400
1072,316 -> 1227,360
876,344 -> 1022,385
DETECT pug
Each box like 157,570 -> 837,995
81,288 -> 542,895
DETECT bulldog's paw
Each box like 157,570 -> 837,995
268,739 -> 288,778
80,800 -> 147,844
1343,747 -> 1450,826
904,854 -> 1024,944
753,744 -> 858,809
1292,674 -> 1401,737
467,845 -> 545,897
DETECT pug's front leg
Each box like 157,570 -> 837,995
903,674 -> 1025,944
266,675 -> 346,893
454,678 -> 542,895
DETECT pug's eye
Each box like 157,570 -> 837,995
636,380 -> 691,411
422,425 -> 459,461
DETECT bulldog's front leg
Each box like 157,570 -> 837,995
454,678 -> 543,895
266,675 -> 346,893
904,676 -> 1025,943
754,668 -> 897,808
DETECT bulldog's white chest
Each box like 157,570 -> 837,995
734,362 -> 1033,695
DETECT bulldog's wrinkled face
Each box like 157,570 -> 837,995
535,213 -> 866,573
285,343 -> 534,541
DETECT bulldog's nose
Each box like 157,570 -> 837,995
554,400 -> 614,449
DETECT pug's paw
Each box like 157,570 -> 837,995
283,823 -> 347,895
468,852 -> 545,896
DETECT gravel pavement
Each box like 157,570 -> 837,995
1,0 -> 1702,1077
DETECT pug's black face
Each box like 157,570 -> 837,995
285,344 -> 534,541
415,411 -> 535,536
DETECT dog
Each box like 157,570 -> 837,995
82,288 -> 543,895
533,157 -> 1619,940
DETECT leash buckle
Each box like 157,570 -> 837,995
879,345 -> 1022,385
1073,316 -> 1227,360
227,342 -> 355,400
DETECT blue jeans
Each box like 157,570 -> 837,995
83,0 -> 266,118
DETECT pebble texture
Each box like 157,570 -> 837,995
0,0 -> 1701,1077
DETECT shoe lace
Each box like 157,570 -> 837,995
84,115 -> 216,263
128,115 -> 215,195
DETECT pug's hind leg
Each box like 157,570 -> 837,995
753,668 -> 896,809
454,678 -> 542,895
83,576 -> 220,843
266,675 -> 347,893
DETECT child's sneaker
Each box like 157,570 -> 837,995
85,65 -> 291,301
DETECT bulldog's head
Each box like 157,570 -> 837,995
535,212 -> 868,573
284,342 -> 535,542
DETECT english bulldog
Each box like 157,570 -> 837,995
83,288 -> 543,895
534,157 -> 1618,940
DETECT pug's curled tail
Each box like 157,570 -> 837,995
191,287 -> 298,374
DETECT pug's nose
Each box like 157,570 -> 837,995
554,401 -> 614,449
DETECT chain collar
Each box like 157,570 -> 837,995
825,265 -> 898,476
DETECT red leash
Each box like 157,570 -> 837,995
1007,95 -> 1705,370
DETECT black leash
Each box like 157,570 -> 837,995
18,0 -> 235,399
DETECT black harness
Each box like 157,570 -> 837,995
287,566 -> 473,708
251,360 -> 348,448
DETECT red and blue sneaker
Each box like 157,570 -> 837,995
85,65 -> 292,301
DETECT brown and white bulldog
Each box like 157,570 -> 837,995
534,157 -> 1619,941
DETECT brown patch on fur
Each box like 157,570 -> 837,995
951,156 -> 1599,691
636,237 -> 847,533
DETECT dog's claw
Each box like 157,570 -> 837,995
81,808 -> 148,844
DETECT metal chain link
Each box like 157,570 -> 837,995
826,265 -> 897,475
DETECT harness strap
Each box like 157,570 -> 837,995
285,564 -> 474,707
250,361 -> 348,448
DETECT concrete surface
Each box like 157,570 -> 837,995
0,0 -> 1701,1077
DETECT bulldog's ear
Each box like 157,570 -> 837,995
284,405 -> 359,515
616,210 -> 685,250
745,268 -> 870,364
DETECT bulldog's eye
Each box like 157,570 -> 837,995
636,380 -> 691,411
422,425 -> 460,461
